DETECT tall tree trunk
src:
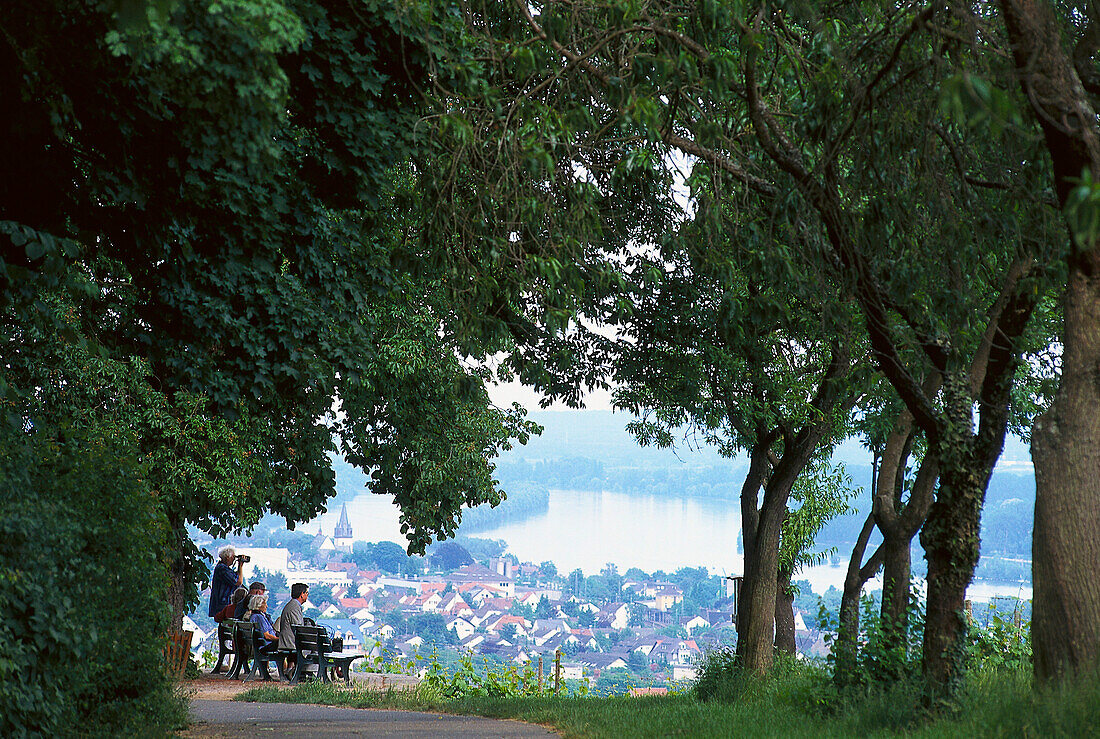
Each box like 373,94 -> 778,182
736,443 -> 770,639
919,461 -> 982,695
737,491 -> 785,673
835,514 -> 883,685
879,536 -> 912,655
774,566 -> 796,655
166,519 -> 191,631
1032,260 -> 1100,679
920,330 -> 1025,696
998,0 -> 1100,682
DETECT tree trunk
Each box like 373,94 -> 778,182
737,493 -> 784,673
1032,261 -> 1100,680
166,520 -> 191,631
879,535 -> 912,652
920,447 -> 985,695
166,517 -> 208,631
835,511 -> 881,685
997,0 -> 1100,683
167,555 -> 188,632
735,443 -> 770,651
774,567 -> 796,655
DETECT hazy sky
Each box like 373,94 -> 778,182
488,377 -> 614,412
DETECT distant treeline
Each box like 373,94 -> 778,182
495,457 -> 743,500
459,482 -> 550,532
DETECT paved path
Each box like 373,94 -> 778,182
185,699 -> 558,738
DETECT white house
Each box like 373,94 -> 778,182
291,569 -> 352,587
180,615 -> 208,650
672,664 -> 698,680
560,663 -> 584,680
445,616 -> 476,641
680,615 -> 711,633
598,603 -> 630,630
350,608 -> 376,624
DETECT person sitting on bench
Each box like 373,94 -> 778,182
248,594 -> 280,656
234,581 -> 266,620
214,587 -> 247,623
278,583 -> 309,671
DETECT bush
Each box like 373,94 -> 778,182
0,425 -> 187,737
693,647 -> 825,706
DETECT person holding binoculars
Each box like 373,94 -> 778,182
208,546 -> 248,618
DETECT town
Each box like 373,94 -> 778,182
185,504 -> 828,692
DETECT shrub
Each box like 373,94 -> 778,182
966,602 -> 1030,671
0,425 -> 187,737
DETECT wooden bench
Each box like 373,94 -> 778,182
289,625 -> 366,684
210,620 -> 238,675
239,621 -> 294,682
225,620 -> 252,680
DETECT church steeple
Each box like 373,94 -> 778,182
334,502 -> 353,540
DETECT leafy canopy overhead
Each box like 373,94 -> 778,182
1,0 -> 536,616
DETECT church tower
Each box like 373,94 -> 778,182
333,502 -> 354,550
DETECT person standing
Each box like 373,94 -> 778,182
208,546 -> 245,618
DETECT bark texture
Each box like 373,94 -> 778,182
774,567 -> 796,655
999,0 -> 1100,682
1031,262 -> 1100,679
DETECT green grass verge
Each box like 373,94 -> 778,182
234,668 -> 1100,738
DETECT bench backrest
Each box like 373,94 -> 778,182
233,620 -> 256,656
217,619 -> 237,647
292,624 -> 331,655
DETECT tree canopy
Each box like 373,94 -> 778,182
2,0 -> 535,623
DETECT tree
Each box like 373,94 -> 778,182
0,403 -> 184,733
373,541 -> 412,574
428,541 -> 474,571
1,0 -> 536,628
436,0 -> 1059,693
993,0 -> 1100,683
608,213 -> 866,673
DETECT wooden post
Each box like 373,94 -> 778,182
537,655 -> 544,693
554,649 -> 561,695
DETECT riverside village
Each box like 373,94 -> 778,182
185,503 -> 765,693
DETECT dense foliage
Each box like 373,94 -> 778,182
0,423 -> 185,736
1,0 -> 537,615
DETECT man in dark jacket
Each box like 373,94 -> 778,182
208,546 -> 245,618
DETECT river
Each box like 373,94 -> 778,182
309,487 -> 1031,602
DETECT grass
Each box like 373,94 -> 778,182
234,667 -> 1100,738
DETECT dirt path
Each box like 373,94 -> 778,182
186,671 -> 421,702
182,674 -> 557,738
